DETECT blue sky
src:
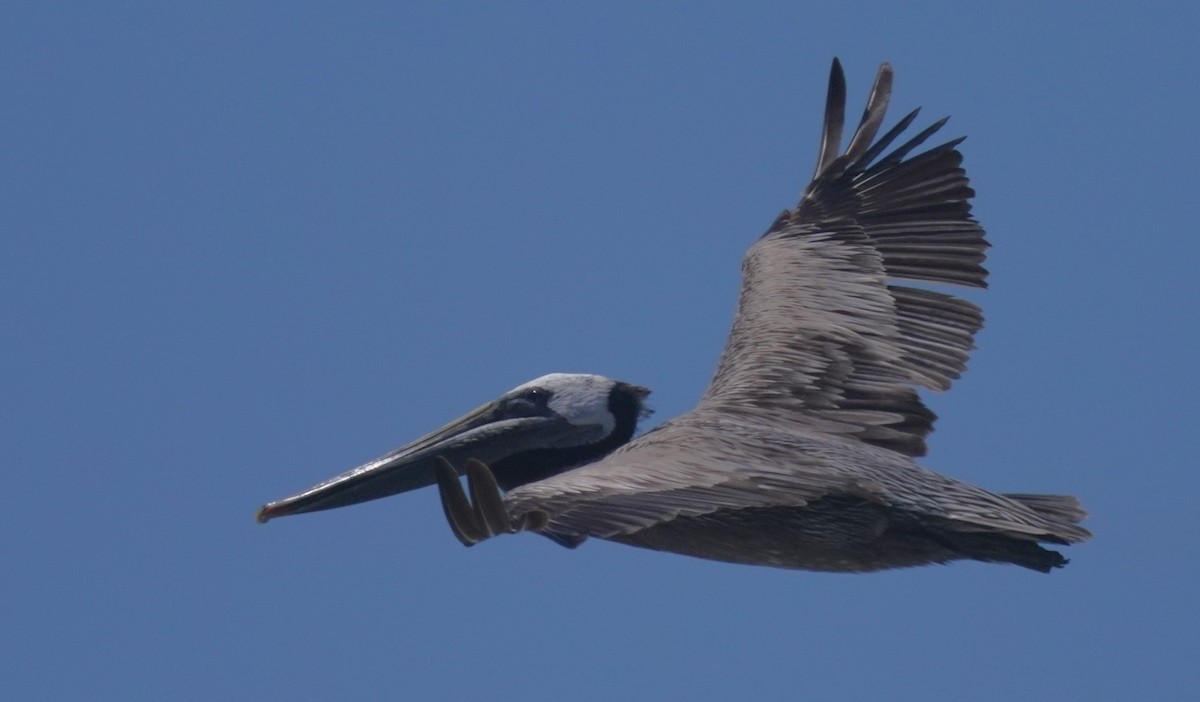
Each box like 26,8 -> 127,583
4,2 -> 1198,699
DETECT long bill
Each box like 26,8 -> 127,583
255,402 -> 579,523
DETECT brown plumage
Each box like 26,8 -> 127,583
437,59 -> 1090,572
259,59 -> 1091,573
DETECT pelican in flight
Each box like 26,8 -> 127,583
258,59 -> 1090,572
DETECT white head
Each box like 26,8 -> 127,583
510,373 -> 624,434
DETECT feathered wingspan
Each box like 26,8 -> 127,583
701,59 -> 988,458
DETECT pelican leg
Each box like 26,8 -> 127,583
434,456 -> 486,546
434,456 -> 547,547
464,458 -> 511,538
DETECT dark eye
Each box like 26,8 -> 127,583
519,388 -> 550,403
500,388 -> 551,418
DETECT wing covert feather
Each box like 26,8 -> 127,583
504,418 -> 882,541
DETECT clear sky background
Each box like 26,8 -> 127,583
4,3 -> 1198,700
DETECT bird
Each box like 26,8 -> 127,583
257,59 -> 1090,573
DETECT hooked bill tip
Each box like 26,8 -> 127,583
255,504 -> 274,524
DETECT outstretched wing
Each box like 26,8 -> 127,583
700,58 -> 988,458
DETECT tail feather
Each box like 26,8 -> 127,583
1003,492 -> 1092,544
916,493 -> 1091,573
936,531 -> 1070,573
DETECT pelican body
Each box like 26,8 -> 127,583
258,60 -> 1090,573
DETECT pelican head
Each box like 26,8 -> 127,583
257,373 -> 651,523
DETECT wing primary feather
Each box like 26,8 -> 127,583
842,62 -> 894,165
811,58 -> 847,183
868,120 -> 956,172
855,108 -> 919,170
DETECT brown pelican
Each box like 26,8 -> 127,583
258,59 -> 1091,572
